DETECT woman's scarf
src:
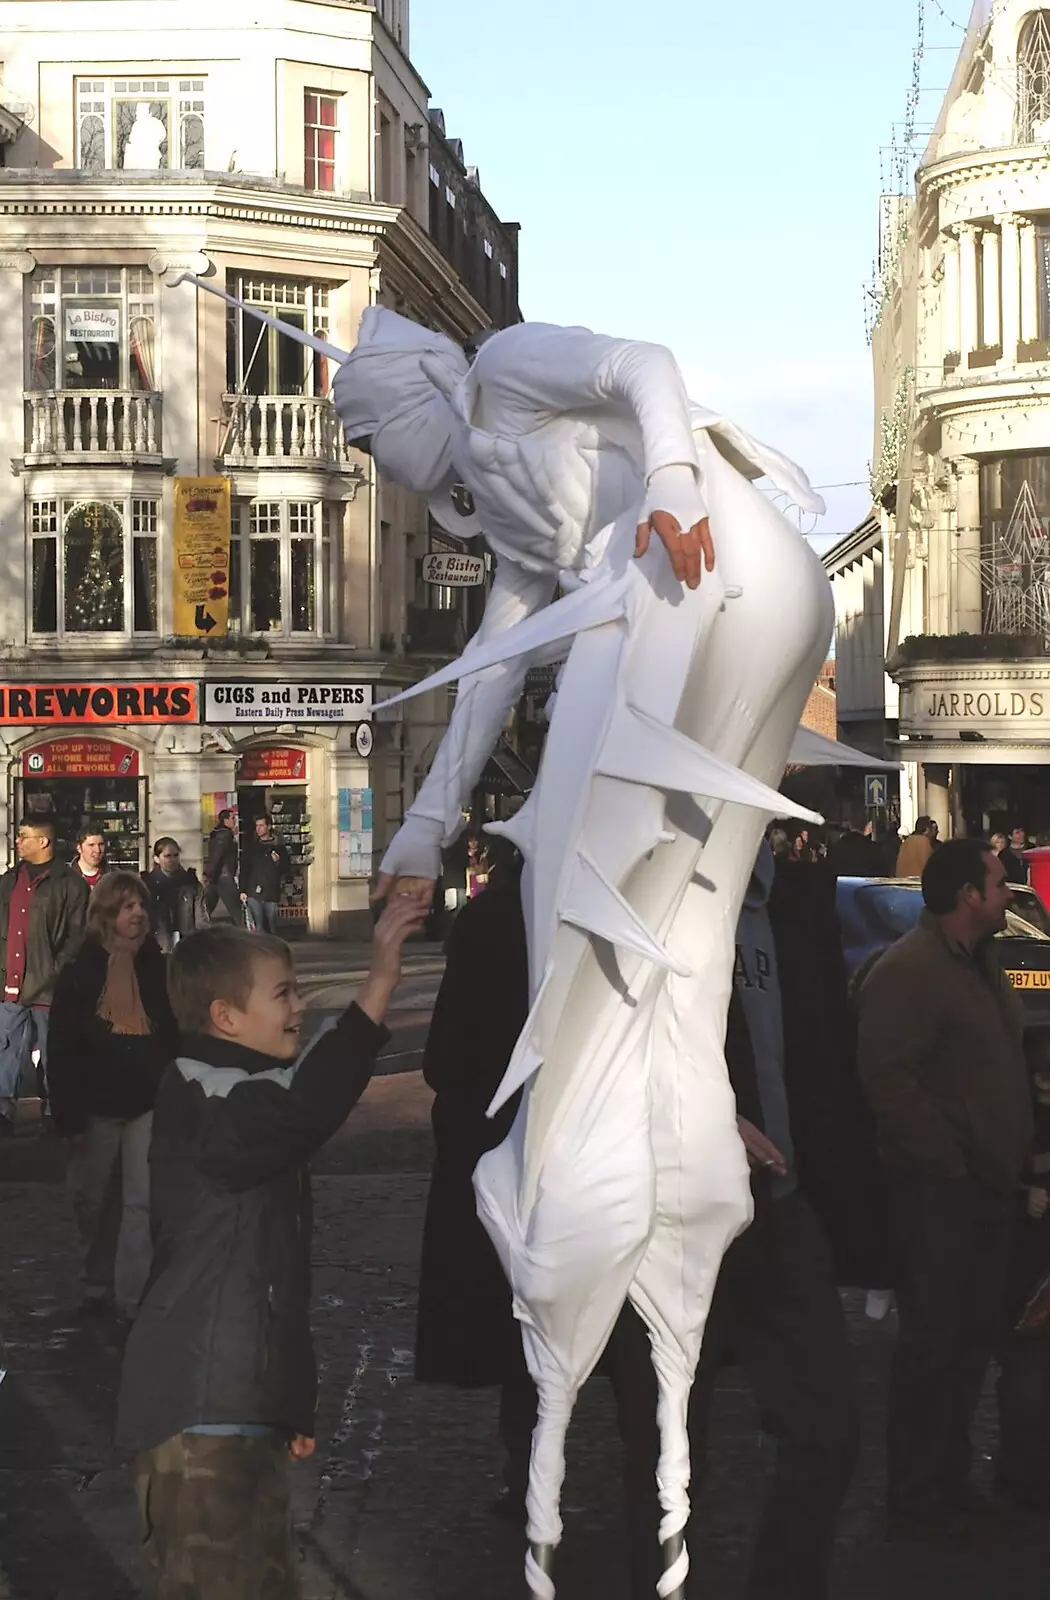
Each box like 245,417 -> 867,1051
98,937 -> 151,1037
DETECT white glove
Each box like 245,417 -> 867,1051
640,463 -> 708,533
378,813 -> 445,884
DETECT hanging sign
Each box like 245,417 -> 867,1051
354,722 -> 374,758
65,306 -> 119,343
0,682 -> 197,725
421,551 -> 486,587
236,748 -> 307,783
22,738 -> 140,778
203,681 -> 373,723
173,477 -> 232,637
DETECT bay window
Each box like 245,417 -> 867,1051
28,266 -> 157,392
76,78 -> 205,172
29,497 -> 159,638
229,501 -> 335,639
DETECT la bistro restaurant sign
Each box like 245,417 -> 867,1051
0,682 -> 198,725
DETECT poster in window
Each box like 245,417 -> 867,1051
65,307 -> 119,343
173,476 -> 231,637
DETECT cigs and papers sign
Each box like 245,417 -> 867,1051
173,477 -> 232,637
203,683 -> 374,723
421,552 -> 485,587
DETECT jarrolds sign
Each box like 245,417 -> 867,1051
900,667 -> 1050,739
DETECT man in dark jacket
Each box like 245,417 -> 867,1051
858,838 -> 1031,1531
117,904 -> 422,1596
240,812 -> 291,935
141,838 -> 209,954
0,817 -> 89,1132
203,808 -> 240,923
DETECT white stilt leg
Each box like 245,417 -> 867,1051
524,1381 -> 576,1599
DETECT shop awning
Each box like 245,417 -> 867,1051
478,740 -> 536,798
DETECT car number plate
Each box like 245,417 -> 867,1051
1006,969 -> 1050,989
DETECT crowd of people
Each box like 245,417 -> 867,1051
4,807 -> 1050,1598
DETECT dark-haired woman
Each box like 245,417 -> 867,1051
141,837 -> 209,953
49,871 -> 178,1320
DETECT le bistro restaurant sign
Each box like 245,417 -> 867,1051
0,682 -> 198,726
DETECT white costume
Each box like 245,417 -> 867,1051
332,311 -> 835,1599
174,281 -> 843,1598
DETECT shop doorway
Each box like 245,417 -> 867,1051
16,738 -> 147,868
958,765 -> 1050,842
236,747 -> 311,931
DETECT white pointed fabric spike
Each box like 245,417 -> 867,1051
374,571 -> 634,712
789,726 -> 902,770
487,1041 -> 545,1120
174,273 -> 351,364
560,849 -> 692,978
485,814 -> 535,856
598,702 -> 823,823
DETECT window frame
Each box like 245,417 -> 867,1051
229,499 -> 336,641
75,77 -> 206,172
303,91 -> 339,192
27,494 -> 160,641
225,273 -> 332,399
27,265 -> 158,393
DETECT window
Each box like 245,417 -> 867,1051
229,501 -> 335,638
28,266 -> 156,392
225,274 -> 332,397
29,497 -> 159,637
76,78 -> 205,172
1018,13 -> 1050,143
304,92 -> 338,191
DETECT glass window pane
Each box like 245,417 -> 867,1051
132,537 -> 157,631
249,539 -> 281,632
118,99 -> 169,168
181,112 -> 204,169
63,503 -> 124,631
32,540 -> 58,633
79,114 -> 106,172
64,301 -> 121,391
291,539 -> 315,632
29,317 -> 56,389
320,97 -> 337,128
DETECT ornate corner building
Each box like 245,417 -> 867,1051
0,0 -> 520,932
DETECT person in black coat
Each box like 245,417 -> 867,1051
49,871 -> 178,1318
141,838 -> 209,954
239,812 -> 292,935
202,808 -> 240,923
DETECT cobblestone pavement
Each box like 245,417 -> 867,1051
1,941 -> 1049,1598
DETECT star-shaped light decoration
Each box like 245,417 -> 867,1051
956,480 -> 1050,640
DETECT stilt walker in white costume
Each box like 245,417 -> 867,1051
175,277 -> 837,1598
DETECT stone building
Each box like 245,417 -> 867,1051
0,0 -> 520,931
844,2 -> 1050,839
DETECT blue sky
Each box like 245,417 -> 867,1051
410,0 -> 970,549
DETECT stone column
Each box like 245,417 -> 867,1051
923,764 -> 952,840
959,224 -> 979,355
1020,218 -> 1040,344
0,253 -> 36,647
999,214 -> 1021,363
981,227 -> 1001,348
953,457 -> 982,636
942,227 -> 961,357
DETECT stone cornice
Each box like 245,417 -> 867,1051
894,660 -> 1050,687
920,145 -> 1050,198
918,376 -> 1050,416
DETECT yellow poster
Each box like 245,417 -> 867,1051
173,476 -> 232,637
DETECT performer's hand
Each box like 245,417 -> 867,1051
1027,1185 -> 1049,1221
370,872 -> 434,908
635,510 -> 714,591
737,1117 -> 788,1178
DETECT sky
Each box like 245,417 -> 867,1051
409,0 -> 973,551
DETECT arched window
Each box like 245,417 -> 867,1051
1017,11 -> 1050,142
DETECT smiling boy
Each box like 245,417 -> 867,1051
117,902 -> 424,1597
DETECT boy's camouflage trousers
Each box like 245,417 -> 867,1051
135,1433 -> 300,1599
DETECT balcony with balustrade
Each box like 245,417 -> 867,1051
218,394 -> 352,471
24,390 -> 163,467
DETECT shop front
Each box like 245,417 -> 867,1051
896,656 -> 1050,838
0,678 -> 199,870
201,679 -> 376,935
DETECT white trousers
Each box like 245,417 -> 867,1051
67,1112 -> 153,1318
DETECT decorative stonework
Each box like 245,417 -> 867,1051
0,251 -> 34,273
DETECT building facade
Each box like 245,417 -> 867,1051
0,0 -> 520,931
866,1 -> 1050,840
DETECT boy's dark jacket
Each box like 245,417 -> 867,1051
116,1004 -> 388,1452
48,937 -> 177,1135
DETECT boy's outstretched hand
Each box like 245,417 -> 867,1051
357,894 -> 429,1024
